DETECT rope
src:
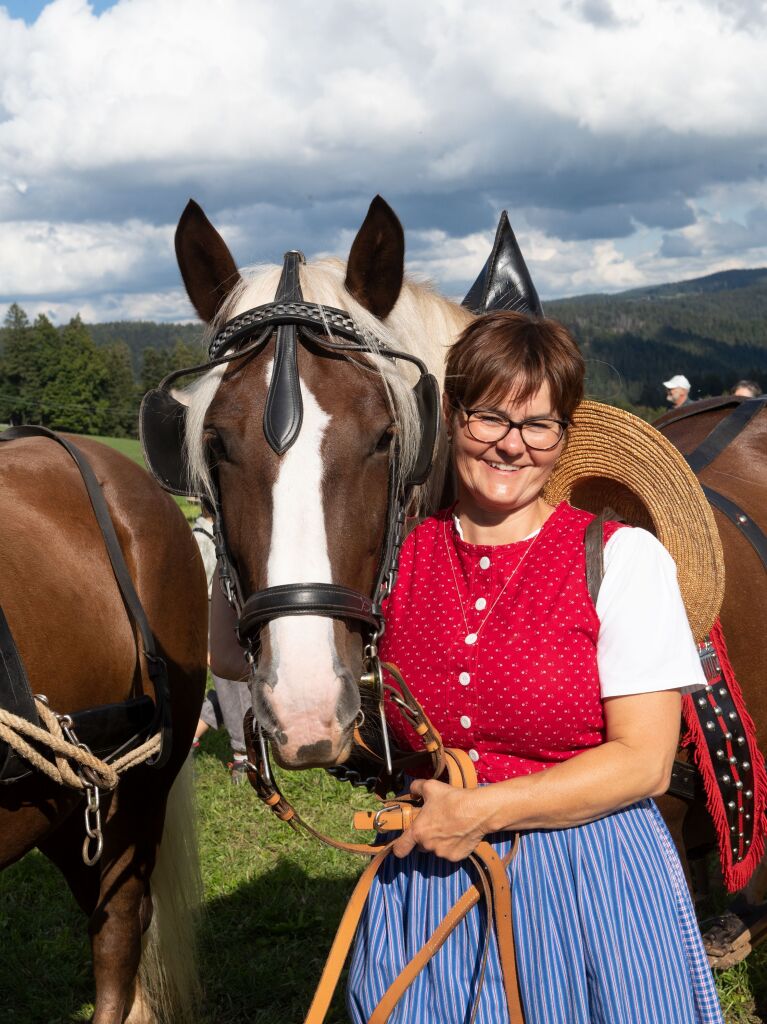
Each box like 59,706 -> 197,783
0,696 -> 161,789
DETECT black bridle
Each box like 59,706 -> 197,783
140,251 -> 440,772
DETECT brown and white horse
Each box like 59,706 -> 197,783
175,196 -> 470,770
0,436 -> 208,1023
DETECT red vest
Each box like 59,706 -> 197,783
380,501 -> 623,783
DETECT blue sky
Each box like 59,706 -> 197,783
0,0 -> 765,323
1,0 -> 114,20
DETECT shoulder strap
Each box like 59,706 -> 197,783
584,506 -> 619,605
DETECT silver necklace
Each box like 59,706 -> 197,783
442,515 -> 544,646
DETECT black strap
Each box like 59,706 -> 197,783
702,486 -> 767,571
0,604 -> 40,778
239,583 -> 379,638
584,507 -> 618,605
0,426 -> 171,768
263,252 -> 305,455
685,399 -> 766,475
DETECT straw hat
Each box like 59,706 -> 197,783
542,400 -> 724,641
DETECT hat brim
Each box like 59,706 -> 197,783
543,400 -> 724,641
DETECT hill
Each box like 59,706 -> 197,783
87,320 -> 203,375
546,268 -> 767,406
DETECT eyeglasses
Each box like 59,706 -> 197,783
456,403 -> 569,451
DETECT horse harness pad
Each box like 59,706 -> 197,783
0,426 -> 172,781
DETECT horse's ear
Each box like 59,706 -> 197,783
175,199 -> 243,324
344,195 -> 404,320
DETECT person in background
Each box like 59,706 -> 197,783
663,374 -> 692,408
192,500 -> 252,783
731,380 -> 762,398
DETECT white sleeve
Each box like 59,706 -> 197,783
595,527 -> 706,698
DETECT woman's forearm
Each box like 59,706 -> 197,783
480,738 -> 675,833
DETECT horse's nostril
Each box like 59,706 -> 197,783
295,739 -> 333,763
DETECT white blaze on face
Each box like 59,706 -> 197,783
264,363 -> 343,753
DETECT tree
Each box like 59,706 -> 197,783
41,316 -> 108,433
0,303 -> 31,422
100,341 -> 139,436
2,312 -> 60,424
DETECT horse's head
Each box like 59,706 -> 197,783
169,197 -> 470,769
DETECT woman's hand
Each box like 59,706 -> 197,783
391,778 -> 495,861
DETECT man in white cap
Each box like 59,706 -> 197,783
663,374 -> 692,408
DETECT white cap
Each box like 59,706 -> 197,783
663,374 -> 691,391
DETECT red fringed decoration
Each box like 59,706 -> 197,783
682,619 -> 767,892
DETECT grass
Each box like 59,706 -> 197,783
0,729 -> 380,1024
1,736 -> 766,1022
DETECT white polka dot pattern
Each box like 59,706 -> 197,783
380,502 -> 625,784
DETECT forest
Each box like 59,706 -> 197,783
0,266 -> 765,436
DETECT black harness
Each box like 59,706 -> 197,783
0,426 -> 171,782
658,395 -> 767,572
140,251 -> 441,771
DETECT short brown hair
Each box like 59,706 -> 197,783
444,311 -> 585,421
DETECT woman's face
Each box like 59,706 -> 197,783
448,381 -> 565,517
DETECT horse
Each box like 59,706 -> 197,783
0,433 -> 208,1023
163,195 -> 470,771
166,194 -> 763,944
654,396 -> 767,956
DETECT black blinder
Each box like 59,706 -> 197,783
406,372 -> 440,488
139,387 -> 194,497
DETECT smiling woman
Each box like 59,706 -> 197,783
442,311 -> 584,544
347,308 -> 724,1023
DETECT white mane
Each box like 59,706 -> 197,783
182,257 -> 472,513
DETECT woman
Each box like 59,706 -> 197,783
347,311 -> 723,1023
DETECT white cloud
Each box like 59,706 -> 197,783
0,0 -> 765,316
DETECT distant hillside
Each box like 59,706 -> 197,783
547,268 -> 767,406
87,320 -> 203,375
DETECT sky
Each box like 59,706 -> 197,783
0,0 -> 766,324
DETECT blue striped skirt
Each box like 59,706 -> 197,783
347,800 -> 723,1023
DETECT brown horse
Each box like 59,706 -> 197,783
0,434 -> 208,1022
170,196 -> 469,770
654,397 -> 767,940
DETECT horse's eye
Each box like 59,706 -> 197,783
373,427 -> 395,454
203,428 -> 226,462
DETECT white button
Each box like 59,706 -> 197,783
469,749 -> 480,762
460,715 -> 471,729
459,671 -> 470,686
475,597 -> 487,611
465,633 -> 477,645
479,556 -> 491,569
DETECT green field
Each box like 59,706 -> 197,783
1,742 -> 767,1023
1,432 -> 766,1021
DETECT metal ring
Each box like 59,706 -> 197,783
355,710 -> 366,728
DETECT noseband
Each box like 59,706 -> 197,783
140,251 -> 440,771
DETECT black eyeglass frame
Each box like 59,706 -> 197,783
454,401 -> 570,451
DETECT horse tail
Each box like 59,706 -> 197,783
138,757 -> 202,1023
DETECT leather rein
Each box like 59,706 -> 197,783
243,660 -> 525,1024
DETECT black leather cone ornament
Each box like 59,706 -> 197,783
462,212 -> 543,317
263,250 -> 306,454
